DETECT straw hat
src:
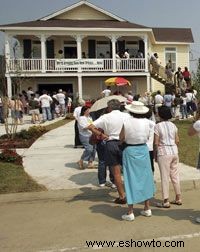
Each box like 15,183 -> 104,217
125,101 -> 149,114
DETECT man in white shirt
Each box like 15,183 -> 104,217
38,90 -> 52,122
56,89 -> 66,116
88,99 -> 129,204
101,86 -> 111,97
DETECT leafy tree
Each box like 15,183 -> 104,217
192,58 -> 200,100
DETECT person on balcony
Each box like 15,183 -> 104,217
136,50 -> 144,58
123,49 -> 130,59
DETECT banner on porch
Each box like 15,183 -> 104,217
56,59 -> 104,68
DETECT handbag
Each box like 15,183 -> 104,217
89,128 -> 104,145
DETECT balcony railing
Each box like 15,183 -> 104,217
8,58 -> 146,73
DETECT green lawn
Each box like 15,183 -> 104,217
0,162 -> 46,194
0,117 -> 73,194
175,120 -> 199,167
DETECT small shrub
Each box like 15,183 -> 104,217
0,149 -> 22,165
16,125 -> 47,139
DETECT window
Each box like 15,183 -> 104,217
126,41 -> 138,57
165,47 -> 176,71
96,41 -> 110,58
32,41 -> 41,58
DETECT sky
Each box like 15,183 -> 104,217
0,0 -> 200,71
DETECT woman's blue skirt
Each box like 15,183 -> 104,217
122,144 -> 155,205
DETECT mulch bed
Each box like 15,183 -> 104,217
0,138 -> 36,149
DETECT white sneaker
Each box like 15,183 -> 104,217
99,183 -> 105,187
111,183 -> 117,189
122,213 -> 135,221
140,209 -> 152,217
196,217 -> 200,223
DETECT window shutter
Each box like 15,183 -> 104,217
46,40 -> 55,58
23,39 -> 32,58
88,40 -> 96,58
117,40 -> 125,54
110,41 -> 112,58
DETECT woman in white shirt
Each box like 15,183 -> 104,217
77,106 -> 96,169
120,101 -> 155,221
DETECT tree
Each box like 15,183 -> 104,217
192,58 -> 200,100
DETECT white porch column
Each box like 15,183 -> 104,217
108,35 -> 120,72
6,76 -> 12,98
40,35 -> 46,73
73,35 -> 84,73
143,35 -> 148,72
76,35 -> 83,59
147,74 -> 151,92
5,34 -> 11,74
111,35 -> 117,72
78,75 -> 83,99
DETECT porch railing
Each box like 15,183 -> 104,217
8,58 -> 146,73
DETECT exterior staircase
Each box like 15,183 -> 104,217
150,63 -> 176,93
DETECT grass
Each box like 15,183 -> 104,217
0,117 -> 73,194
175,119 -> 199,167
0,162 -> 46,194
45,116 -> 73,131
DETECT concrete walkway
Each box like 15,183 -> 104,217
21,119 -> 200,190
1,118 -> 200,252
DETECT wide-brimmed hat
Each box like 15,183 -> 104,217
125,101 -> 149,114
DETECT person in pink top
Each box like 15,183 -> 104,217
154,106 -> 182,208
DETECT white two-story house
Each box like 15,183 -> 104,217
0,0 -> 194,99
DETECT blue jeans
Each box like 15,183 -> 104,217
42,107 -> 52,121
79,134 -> 96,162
96,141 -> 114,184
180,104 -> 188,119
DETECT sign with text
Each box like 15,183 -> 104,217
56,59 -> 104,68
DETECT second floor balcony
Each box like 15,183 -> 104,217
7,58 -> 147,74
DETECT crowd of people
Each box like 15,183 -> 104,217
73,94 -> 185,221
0,87 -> 73,125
